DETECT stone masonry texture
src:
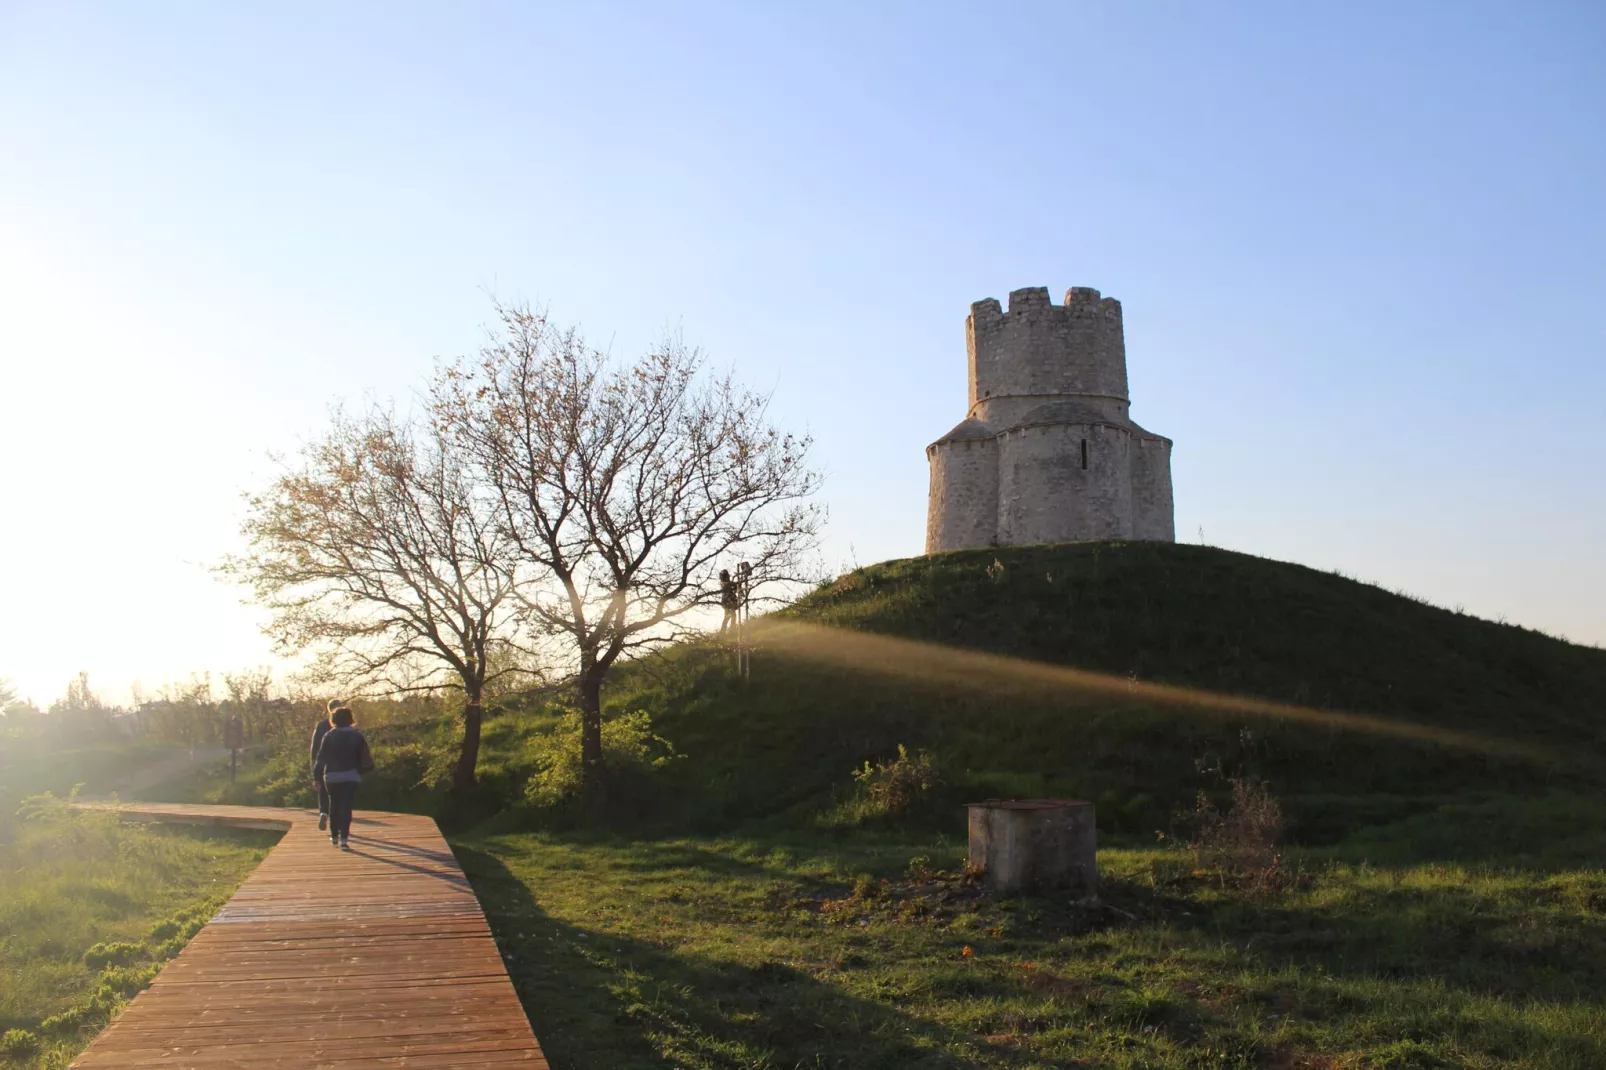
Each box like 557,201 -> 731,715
926,285 -> 1175,553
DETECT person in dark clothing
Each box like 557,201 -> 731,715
312,706 -> 374,850
310,700 -> 341,831
718,569 -> 740,633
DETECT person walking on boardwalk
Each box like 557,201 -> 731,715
309,699 -> 341,831
313,705 -> 374,850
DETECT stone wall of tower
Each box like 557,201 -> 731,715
926,436 -> 998,553
996,422 -> 1133,546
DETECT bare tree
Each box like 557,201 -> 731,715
223,407 -> 533,791
222,668 -> 300,742
433,304 -> 821,800
149,674 -> 217,745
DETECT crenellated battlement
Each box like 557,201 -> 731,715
970,297 -> 1004,324
1007,286 -> 1052,314
968,287 -> 1121,323
966,283 -> 1130,417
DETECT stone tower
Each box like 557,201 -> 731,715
925,285 -> 1174,553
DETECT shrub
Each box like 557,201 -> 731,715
1,1029 -> 39,1055
39,963 -> 160,1036
40,1006 -> 91,1035
819,745 -> 942,827
82,941 -> 147,969
147,919 -> 181,941
1186,775 -> 1286,892
11,792 -> 124,867
149,899 -> 217,949
852,744 -> 940,818
92,963 -> 157,1001
153,918 -> 207,960
522,707 -> 681,808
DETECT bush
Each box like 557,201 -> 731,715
522,707 -> 680,808
82,941 -> 147,969
820,745 -> 941,827
1185,775 -> 1286,892
92,963 -> 157,1001
39,1006 -> 91,1035
38,963 -> 159,1037
854,744 -> 940,817
1,1029 -> 39,1055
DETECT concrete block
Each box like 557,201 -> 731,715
967,798 -> 1097,896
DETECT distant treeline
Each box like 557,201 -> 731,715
0,669 -> 447,747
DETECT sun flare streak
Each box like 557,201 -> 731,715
749,620 -> 1561,765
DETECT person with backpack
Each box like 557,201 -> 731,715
312,705 -> 374,850
309,699 -> 341,831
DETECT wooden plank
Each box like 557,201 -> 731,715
69,803 -> 547,1069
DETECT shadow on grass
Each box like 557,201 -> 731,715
447,816 -> 1606,1069
1209,877 -> 1606,1008
1076,868 -> 1606,1064
455,845 -> 1040,1070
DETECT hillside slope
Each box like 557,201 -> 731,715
613,542 -> 1606,838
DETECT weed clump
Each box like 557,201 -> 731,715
82,942 -> 147,969
1186,775 -> 1288,893
0,1029 -> 39,1056
820,744 -> 941,827
853,744 -> 940,816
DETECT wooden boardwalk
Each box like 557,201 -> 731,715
71,802 -> 547,1069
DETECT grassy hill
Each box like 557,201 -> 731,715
164,540 -> 1606,845
614,541 -> 1606,841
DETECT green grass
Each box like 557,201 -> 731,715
0,742 -> 276,1069
459,808 -> 1606,1069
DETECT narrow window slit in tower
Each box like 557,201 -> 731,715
1081,438 -> 1088,470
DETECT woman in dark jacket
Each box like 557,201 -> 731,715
309,699 -> 341,831
312,706 -> 374,850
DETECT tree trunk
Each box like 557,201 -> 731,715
453,689 -> 483,793
577,668 -> 604,804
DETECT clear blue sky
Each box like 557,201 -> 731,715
2,1 -> 1603,704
